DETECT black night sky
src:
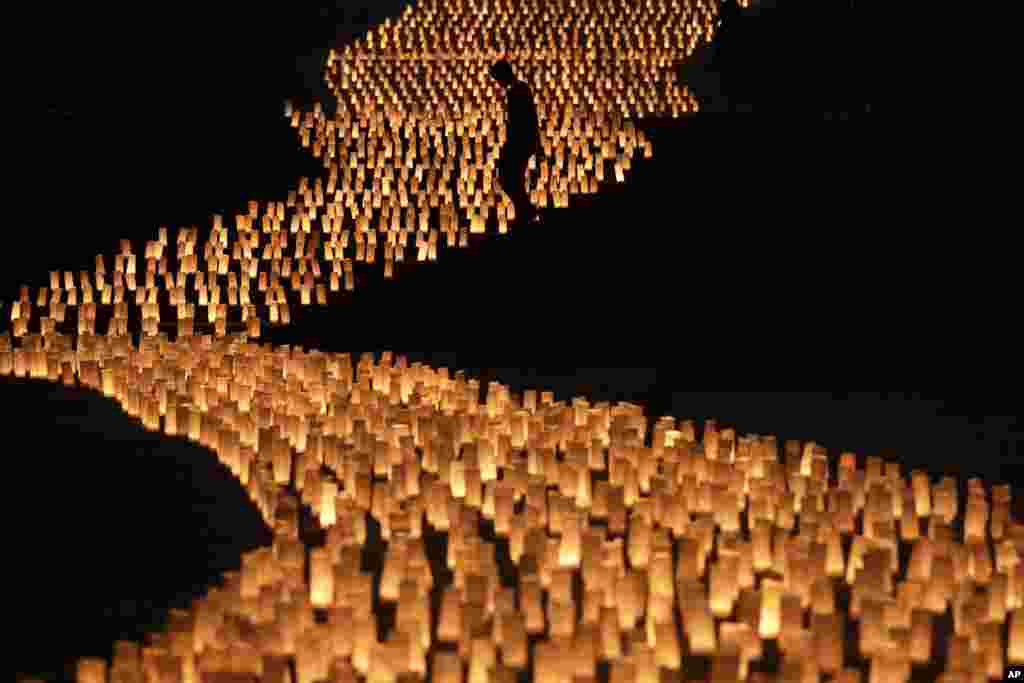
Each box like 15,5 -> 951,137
7,2 -> 1017,681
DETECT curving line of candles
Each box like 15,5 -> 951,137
4,337 -> 1024,682
7,0 -> 719,340
12,5 -> 1002,683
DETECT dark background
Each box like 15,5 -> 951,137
8,1 -> 1016,680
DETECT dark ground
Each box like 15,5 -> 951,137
8,1 -> 1016,681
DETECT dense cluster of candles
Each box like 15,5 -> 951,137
307,0 -> 711,218
4,337 -> 1024,682
7,1 -> 721,339
12,2 -> 1018,681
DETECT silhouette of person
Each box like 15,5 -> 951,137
490,60 -> 541,225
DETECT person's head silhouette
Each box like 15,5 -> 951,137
490,60 -> 517,88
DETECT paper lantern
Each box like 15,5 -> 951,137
709,554 -> 739,617
651,621 -> 680,670
320,480 -> 338,527
522,580 -> 545,635
759,579 -> 783,639
432,652 -> 462,683
1010,608 -> 1024,663
498,612 -> 527,669
913,610 -> 937,663
683,601 -> 716,655
464,466 -> 482,508
296,628 -> 332,683
350,616 -> 377,675
710,654 -> 742,683
960,494 -> 987,542
549,599 -> 575,639
933,478 -> 958,523
437,587 -> 462,642
469,637 -> 496,683
860,599 -> 893,658
310,547 -> 334,608
381,544 -> 409,603
76,659 -> 107,683
978,622 -> 1003,679
593,606 -> 621,662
